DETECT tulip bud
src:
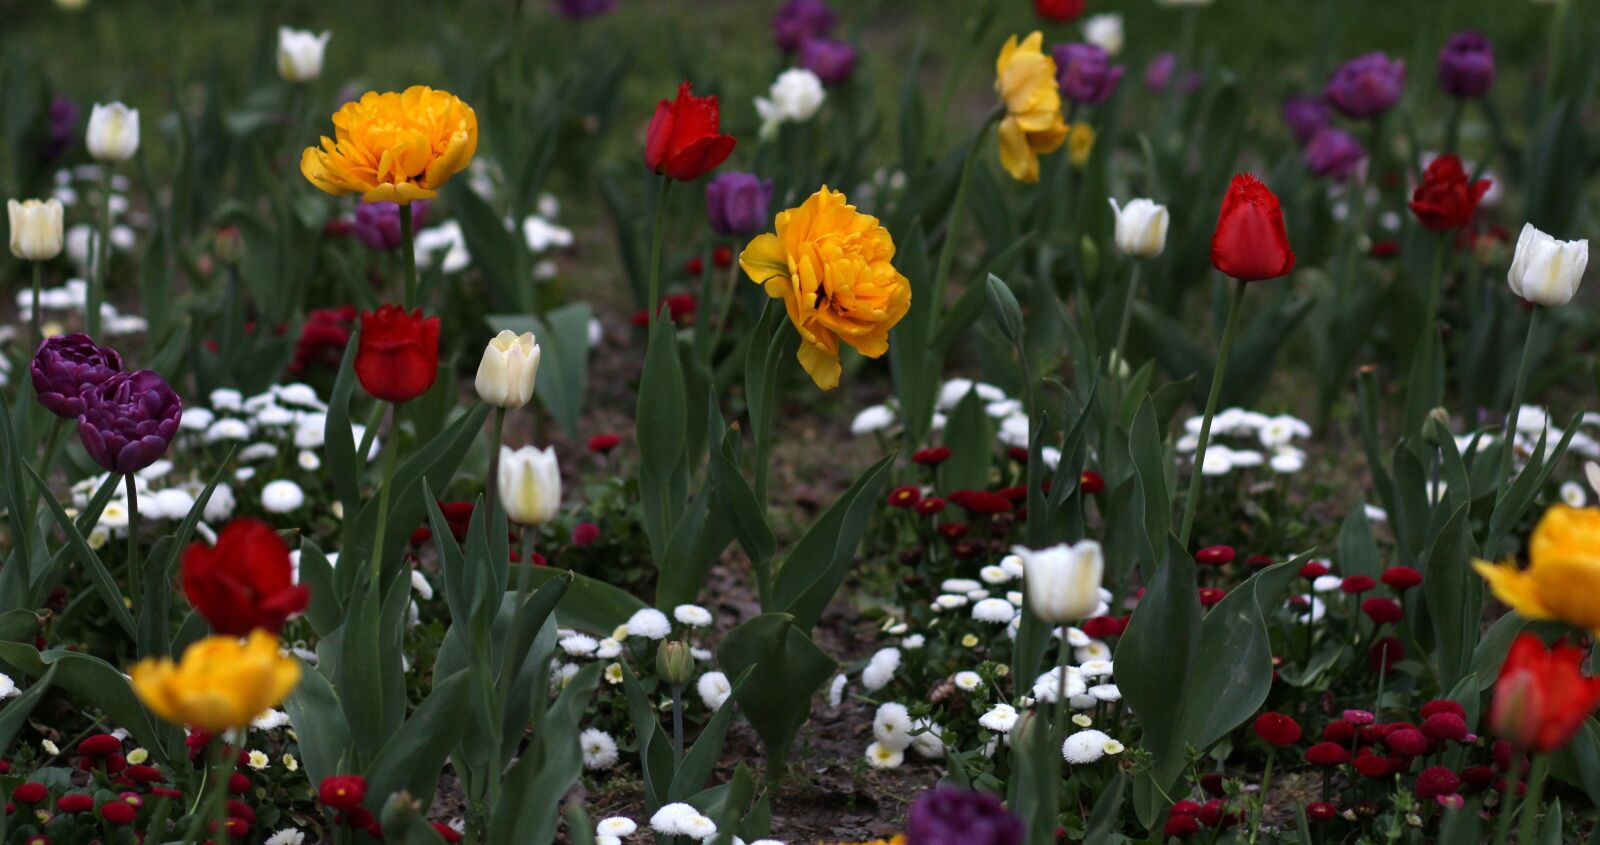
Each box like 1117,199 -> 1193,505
8,198 -> 65,261
86,102 -> 140,162
277,27 -> 332,84
1422,407 -> 1453,447
1016,540 -> 1104,624
1507,222 -> 1587,307
474,330 -> 541,409
498,445 -> 560,526
656,641 -> 694,687
1108,198 -> 1170,258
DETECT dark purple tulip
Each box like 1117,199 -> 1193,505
1302,127 -> 1366,182
1052,43 -> 1123,107
45,96 -> 80,161
1282,96 -> 1331,146
705,172 -> 775,237
906,787 -> 1024,845
30,334 -> 123,419
1325,52 -> 1406,119
1144,52 -> 1177,92
78,370 -> 182,475
553,0 -> 615,19
799,37 -> 858,86
1438,31 -> 1494,98
352,200 -> 430,251
772,0 -> 836,54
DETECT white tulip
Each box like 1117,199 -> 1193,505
1107,198 -> 1169,258
755,69 -> 826,137
499,445 -> 561,526
1507,223 -> 1587,307
1083,14 -> 1124,56
86,102 -> 140,162
8,199 -> 65,261
277,28 -> 332,83
1016,541 -> 1104,624
474,330 -> 541,409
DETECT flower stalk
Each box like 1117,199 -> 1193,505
1179,278 -> 1248,547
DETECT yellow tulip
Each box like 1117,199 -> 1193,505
1474,504 -> 1600,635
130,630 -> 301,732
1067,122 -> 1096,167
739,187 -> 912,390
301,86 -> 478,204
994,32 -> 1068,183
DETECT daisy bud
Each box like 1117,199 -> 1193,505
1015,540 -> 1104,624
474,330 -> 541,409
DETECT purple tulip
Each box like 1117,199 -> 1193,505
553,0 -> 615,20
1282,96 -> 1331,146
78,370 -> 182,475
772,0 -> 836,54
1052,43 -> 1124,106
1325,52 -> 1406,119
705,172 -> 775,237
1438,31 -> 1494,99
799,37 -> 858,86
352,201 -> 430,251
906,788 -> 1024,845
1144,52 -> 1177,92
1302,127 -> 1366,182
31,334 -> 123,419
45,96 -> 80,161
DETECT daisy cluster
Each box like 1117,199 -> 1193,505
851,379 -> 1066,470
1177,407 -> 1312,476
414,182 -> 573,283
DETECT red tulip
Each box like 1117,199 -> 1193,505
180,519 -> 310,637
644,82 -> 737,181
356,305 -> 440,403
1490,634 -> 1600,752
1408,154 -> 1490,232
1033,0 -> 1085,21
1210,174 -> 1296,281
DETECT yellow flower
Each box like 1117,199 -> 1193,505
994,32 -> 1069,183
740,187 -> 911,390
301,86 -> 478,204
1067,122 -> 1096,167
130,631 -> 301,732
1474,505 -> 1600,634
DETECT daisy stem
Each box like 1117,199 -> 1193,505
369,403 -> 398,593
646,176 -> 672,327
1496,306 -> 1540,508
1252,748 -> 1275,844
1178,278 -> 1247,548
400,203 -> 418,309
1373,641 -> 1388,717
125,474 -> 141,603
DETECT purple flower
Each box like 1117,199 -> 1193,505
1325,52 -> 1406,119
799,37 -> 857,86
553,0 -> 615,20
773,0 -> 836,54
1052,43 -> 1123,106
1144,52 -> 1177,92
1282,96 -> 1331,146
1302,127 -> 1366,182
1438,31 -> 1494,99
30,334 -> 123,419
352,201 -> 430,251
78,370 -> 182,475
705,172 -> 774,237
45,96 -> 80,161
906,788 -> 1024,845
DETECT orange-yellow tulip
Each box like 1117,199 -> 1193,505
301,86 -> 477,204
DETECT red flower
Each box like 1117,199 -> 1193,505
1210,174 -> 1296,282
1422,712 -> 1469,743
181,519 -> 310,637
291,306 -> 356,374
1421,699 -> 1465,720
13,783 -> 46,804
1384,728 -> 1431,756
150,787 -> 183,799
1491,633 -> 1600,752
1081,616 -> 1122,639
1321,720 -> 1355,743
319,775 -> 368,810
1305,802 -> 1337,822
912,446 -> 952,466
1163,812 -> 1201,838
125,764 -> 163,783
587,433 -> 622,454
1078,470 -> 1105,494
1304,742 -> 1350,766
1298,561 -> 1329,579
435,821 -> 464,843
356,305 -> 440,403
1369,637 -> 1404,675
953,489 -> 1013,515
938,523 -> 968,541
1409,154 -> 1491,232
227,772 -> 251,794
1033,0 -> 1085,21
1195,545 -> 1235,566
99,800 -> 136,824
1339,575 -> 1376,594
1341,709 -> 1375,726
914,497 -> 946,516
644,82 -> 737,181
887,486 -> 922,508
1253,712 -> 1302,745
1006,447 -> 1030,463
1461,765 -> 1496,790
78,733 -> 121,756
1352,748 -> 1391,778
684,256 -> 704,276
1361,597 -> 1403,625
1198,587 -> 1226,607
1370,239 -> 1400,259
571,522 -> 601,547
712,245 -> 734,268
1414,766 -> 1461,800
1381,565 -> 1423,591
1245,554 -> 1274,568
56,793 -> 93,813
227,800 -> 257,823
998,485 -> 1027,503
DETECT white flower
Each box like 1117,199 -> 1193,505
597,818 -> 638,838
1072,713 -> 1094,727
255,405 -> 295,427
149,488 -> 196,521
1090,683 -> 1121,702
828,674 -> 847,707
596,638 -> 623,659
910,719 -> 946,759
265,831 -> 306,845
979,703 -> 1020,733
1270,447 -> 1306,474
550,662 -> 580,690
1507,223 -> 1587,307
972,597 -> 1016,624
1561,481 -> 1588,508
499,445 -> 561,526
522,216 -> 574,252
1104,738 -> 1125,755
87,102 -> 140,162
251,709 -> 290,730
697,671 -> 732,710
239,443 -> 280,463
954,671 -> 983,692
415,221 -> 472,273
42,739 -> 59,755
579,728 -> 619,770
850,404 -> 896,435
861,647 -> 901,691
873,702 -> 914,750
9,198 -> 65,262
1032,667 -> 1087,703
626,608 -> 672,639
1198,445 -> 1235,476
864,741 -> 904,769
941,578 -> 981,593
1107,198 -> 1169,258
210,388 -> 244,412
902,633 -> 925,649
979,565 -> 1012,585
1082,13 -> 1124,54
247,749 -> 270,770
0,674 -> 17,699
277,27 -> 331,82
1017,541 -> 1104,624
204,418 -> 252,444
935,593 -> 969,610
937,379 -> 1006,410
755,68 -> 826,135
673,604 -> 713,627
1062,729 -> 1112,764
1295,594 -> 1327,623
1062,627 -> 1091,647
261,480 -> 305,513
99,500 -> 130,530
650,804 -> 697,835
475,330 -> 541,409
1312,574 -> 1343,593
203,483 -> 236,523
997,414 -> 1030,449
560,634 -> 598,657
1000,554 -> 1026,578
1075,640 -> 1111,663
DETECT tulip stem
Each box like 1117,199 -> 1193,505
125,474 -> 141,605
1112,261 -> 1143,374
400,204 -> 418,309
930,109 -> 1002,332
486,406 -> 506,528
1518,754 -> 1549,845
30,262 -> 42,353
370,403 -> 399,592
89,164 -> 113,338
1492,751 -> 1525,845
671,684 -> 686,766
180,740 -> 233,844
1178,278 -> 1247,547
1495,307 -> 1540,507
646,176 -> 672,327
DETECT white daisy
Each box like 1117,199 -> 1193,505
972,597 -> 1016,623
1062,729 -> 1111,764
579,728 -> 619,770
864,741 -> 904,769
597,817 -> 637,838
978,703 -> 1019,733
261,480 -> 305,513
873,702 -> 914,750
828,674 -> 847,707
673,604 -> 713,628
560,634 -> 599,657
697,671 -> 732,710
954,671 -> 983,692
625,608 -> 672,639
